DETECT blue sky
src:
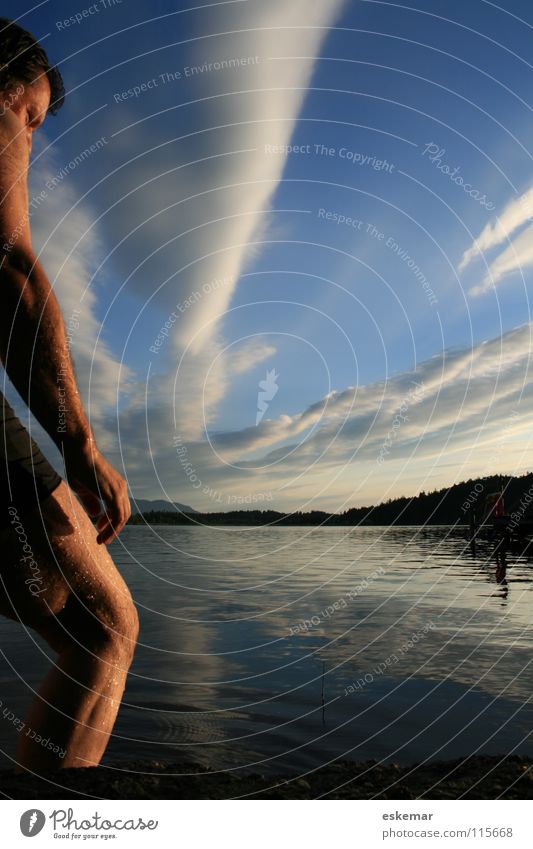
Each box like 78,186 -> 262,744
5,0 -> 533,512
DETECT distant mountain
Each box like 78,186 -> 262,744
130,499 -> 197,515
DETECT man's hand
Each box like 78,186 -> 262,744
63,441 -> 131,545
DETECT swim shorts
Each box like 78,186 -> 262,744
0,388 -> 63,529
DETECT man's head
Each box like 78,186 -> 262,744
0,17 -> 65,113
0,18 -> 64,150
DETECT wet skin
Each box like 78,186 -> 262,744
0,73 -> 137,771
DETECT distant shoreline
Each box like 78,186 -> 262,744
128,470 -> 533,528
128,517 -> 471,527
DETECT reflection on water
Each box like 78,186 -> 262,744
0,525 -> 532,773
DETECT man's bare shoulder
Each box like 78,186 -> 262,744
0,107 -> 28,173
0,107 -> 30,254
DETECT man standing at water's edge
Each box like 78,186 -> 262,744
0,18 -> 138,771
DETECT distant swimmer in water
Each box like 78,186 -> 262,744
0,18 -> 137,772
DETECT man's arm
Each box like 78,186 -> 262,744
0,110 -> 130,544
0,248 -> 92,452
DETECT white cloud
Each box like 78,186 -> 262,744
459,183 -> 533,271
459,184 -> 533,297
469,224 -> 533,296
227,340 -> 277,375
117,321 -> 533,511
99,0 -> 348,440
169,0 -> 348,353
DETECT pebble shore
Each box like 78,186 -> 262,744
0,755 -> 531,799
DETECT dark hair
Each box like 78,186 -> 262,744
0,18 -> 65,114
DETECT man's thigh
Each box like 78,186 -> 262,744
0,481 -> 134,638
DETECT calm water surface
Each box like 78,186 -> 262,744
1,525 -> 532,774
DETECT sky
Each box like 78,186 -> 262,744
3,0 -> 533,513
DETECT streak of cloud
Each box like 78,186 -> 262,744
459,183 -> 533,272
469,224 -> 533,297
119,322 -> 533,511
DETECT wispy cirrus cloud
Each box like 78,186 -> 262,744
230,340 -> 277,375
469,224 -> 533,297
460,184 -> 533,297
459,183 -> 533,272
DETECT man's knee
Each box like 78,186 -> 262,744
93,595 -> 139,663
119,599 -> 139,659
59,591 -> 138,662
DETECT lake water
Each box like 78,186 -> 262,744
1,525 -> 532,775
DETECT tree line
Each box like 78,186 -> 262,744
127,471 -> 533,527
